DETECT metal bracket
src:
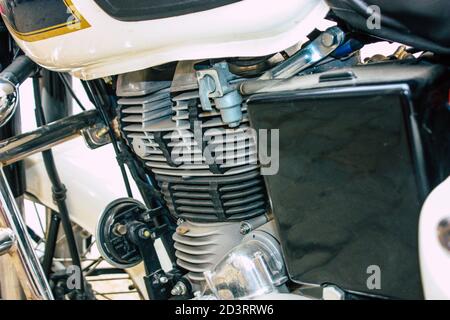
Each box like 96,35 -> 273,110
81,122 -> 111,149
261,26 -> 346,80
128,222 -> 178,300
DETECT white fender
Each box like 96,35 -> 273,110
419,177 -> 450,299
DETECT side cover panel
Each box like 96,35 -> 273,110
249,88 -> 424,299
247,63 -> 449,299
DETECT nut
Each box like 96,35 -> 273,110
113,223 -> 128,236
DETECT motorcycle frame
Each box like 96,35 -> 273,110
0,109 -> 102,300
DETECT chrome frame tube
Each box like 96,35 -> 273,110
0,109 -> 99,166
0,109 -> 101,300
0,168 -> 54,300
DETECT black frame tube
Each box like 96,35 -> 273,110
83,80 -> 177,264
42,211 -> 61,278
83,80 -> 133,197
32,76 -> 85,293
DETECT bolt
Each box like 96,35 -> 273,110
240,222 -> 252,235
321,32 -> 337,47
171,281 -> 187,296
159,276 -> 169,284
113,223 -> 128,236
95,127 -> 109,139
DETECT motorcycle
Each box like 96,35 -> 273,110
0,0 -> 449,300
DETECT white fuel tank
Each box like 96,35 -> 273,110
1,0 -> 329,80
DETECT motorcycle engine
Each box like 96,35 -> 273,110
114,59 -> 285,298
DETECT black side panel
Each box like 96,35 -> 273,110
247,63 -> 449,299
94,0 -> 241,21
326,0 -> 450,55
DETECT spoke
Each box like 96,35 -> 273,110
99,290 -> 138,295
32,201 -> 45,237
92,290 -> 112,300
81,239 -> 96,259
84,257 -> 104,275
86,276 -> 131,282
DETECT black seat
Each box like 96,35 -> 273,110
327,0 -> 450,55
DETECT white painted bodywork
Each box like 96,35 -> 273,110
9,0 -> 329,80
24,137 -> 180,287
24,137 -> 139,235
419,177 -> 450,299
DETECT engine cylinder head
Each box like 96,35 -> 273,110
117,65 -> 269,223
